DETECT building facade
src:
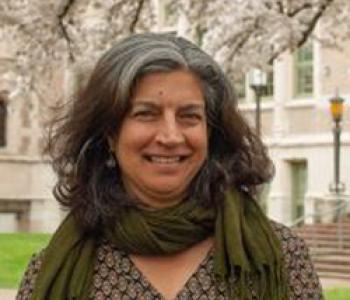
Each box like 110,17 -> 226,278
0,40 -> 63,232
0,2 -> 349,232
238,38 -> 350,225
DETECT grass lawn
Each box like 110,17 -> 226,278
0,233 -> 50,288
1,233 -> 349,298
325,288 -> 350,300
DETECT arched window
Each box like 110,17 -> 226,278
0,96 -> 7,147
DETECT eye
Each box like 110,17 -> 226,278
182,113 -> 202,120
179,112 -> 204,125
132,109 -> 157,120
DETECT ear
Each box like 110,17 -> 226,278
107,135 -> 116,153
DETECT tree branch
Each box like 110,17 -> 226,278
296,0 -> 334,47
129,0 -> 145,33
287,3 -> 312,17
276,0 -> 284,14
226,18 -> 261,63
57,0 -> 76,62
268,0 -> 335,63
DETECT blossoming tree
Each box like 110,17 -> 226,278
0,0 -> 349,126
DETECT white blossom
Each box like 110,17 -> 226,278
0,0 -> 349,103
178,0 -> 349,75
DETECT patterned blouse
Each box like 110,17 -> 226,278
16,222 -> 324,300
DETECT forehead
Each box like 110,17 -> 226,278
131,70 -> 204,105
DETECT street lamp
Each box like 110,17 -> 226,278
249,69 -> 267,136
329,92 -> 346,194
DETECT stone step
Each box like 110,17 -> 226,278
317,271 -> 350,280
294,221 -> 350,280
313,255 -> 350,265
296,233 -> 350,242
304,239 -> 350,248
295,228 -> 350,234
295,220 -> 350,227
314,262 -> 350,273
294,226 -> 350,235
311,248 -> 350,256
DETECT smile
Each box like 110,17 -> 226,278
144,155 -> 188,164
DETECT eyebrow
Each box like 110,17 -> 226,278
179,104 -> 205,111
132,100 -> 205,110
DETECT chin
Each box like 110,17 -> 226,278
151,180 -> 186,191
149,183 -> 187,199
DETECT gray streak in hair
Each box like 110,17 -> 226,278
47,32 -> 274,231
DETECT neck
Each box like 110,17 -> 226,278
123,181 -> 187,209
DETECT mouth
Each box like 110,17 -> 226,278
143,155 -> 189,164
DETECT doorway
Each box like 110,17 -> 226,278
290,161 -> 308,220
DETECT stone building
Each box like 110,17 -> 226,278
238,38 -> 350,225
0,1 -> 349,232
0,40 -> 62,232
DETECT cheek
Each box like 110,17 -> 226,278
191,128 -> 209,159
116,124 -> 150,152
198,126 -> 209,149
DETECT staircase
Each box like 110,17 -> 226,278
293,218 -> 350,280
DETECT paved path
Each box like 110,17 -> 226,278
321,278 -> 350,289
0,289 -> 16,300
0,278 -> 348,300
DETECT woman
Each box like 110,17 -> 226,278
17,33 -> 323,300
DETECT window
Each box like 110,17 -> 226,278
290,161 -> 307,220
260,71 -> 274,99
233,73 -> 246,101
0,97 -> 7,147
234,70 -> 273,102
294,41 -> 313,96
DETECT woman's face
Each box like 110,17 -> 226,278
110,69 -> 208,208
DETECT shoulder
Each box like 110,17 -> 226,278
270,220 -> 316,270
270,220 -> 324,300
16,251 -> 44,300
270,220 -> 308,253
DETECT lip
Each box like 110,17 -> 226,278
143,153 -> 192,157
142,154 -> 191,163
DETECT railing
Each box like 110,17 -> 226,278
289,200 -> 349,251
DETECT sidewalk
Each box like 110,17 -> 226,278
0,289 -> 16,300
321,278 -> 350,289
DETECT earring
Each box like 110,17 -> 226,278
106,151 -> 116,168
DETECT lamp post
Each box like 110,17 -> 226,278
329,92 -> 346,195
249,69 -> 267,136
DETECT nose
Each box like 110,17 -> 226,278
155,115 -> 184,146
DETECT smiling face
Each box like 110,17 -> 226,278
110,69 -> 208,208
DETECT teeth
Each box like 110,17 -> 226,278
148,156 -> 182,163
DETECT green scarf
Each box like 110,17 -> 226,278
30,189 -> 288,300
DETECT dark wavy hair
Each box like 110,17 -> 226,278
46,33 -> 274,232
